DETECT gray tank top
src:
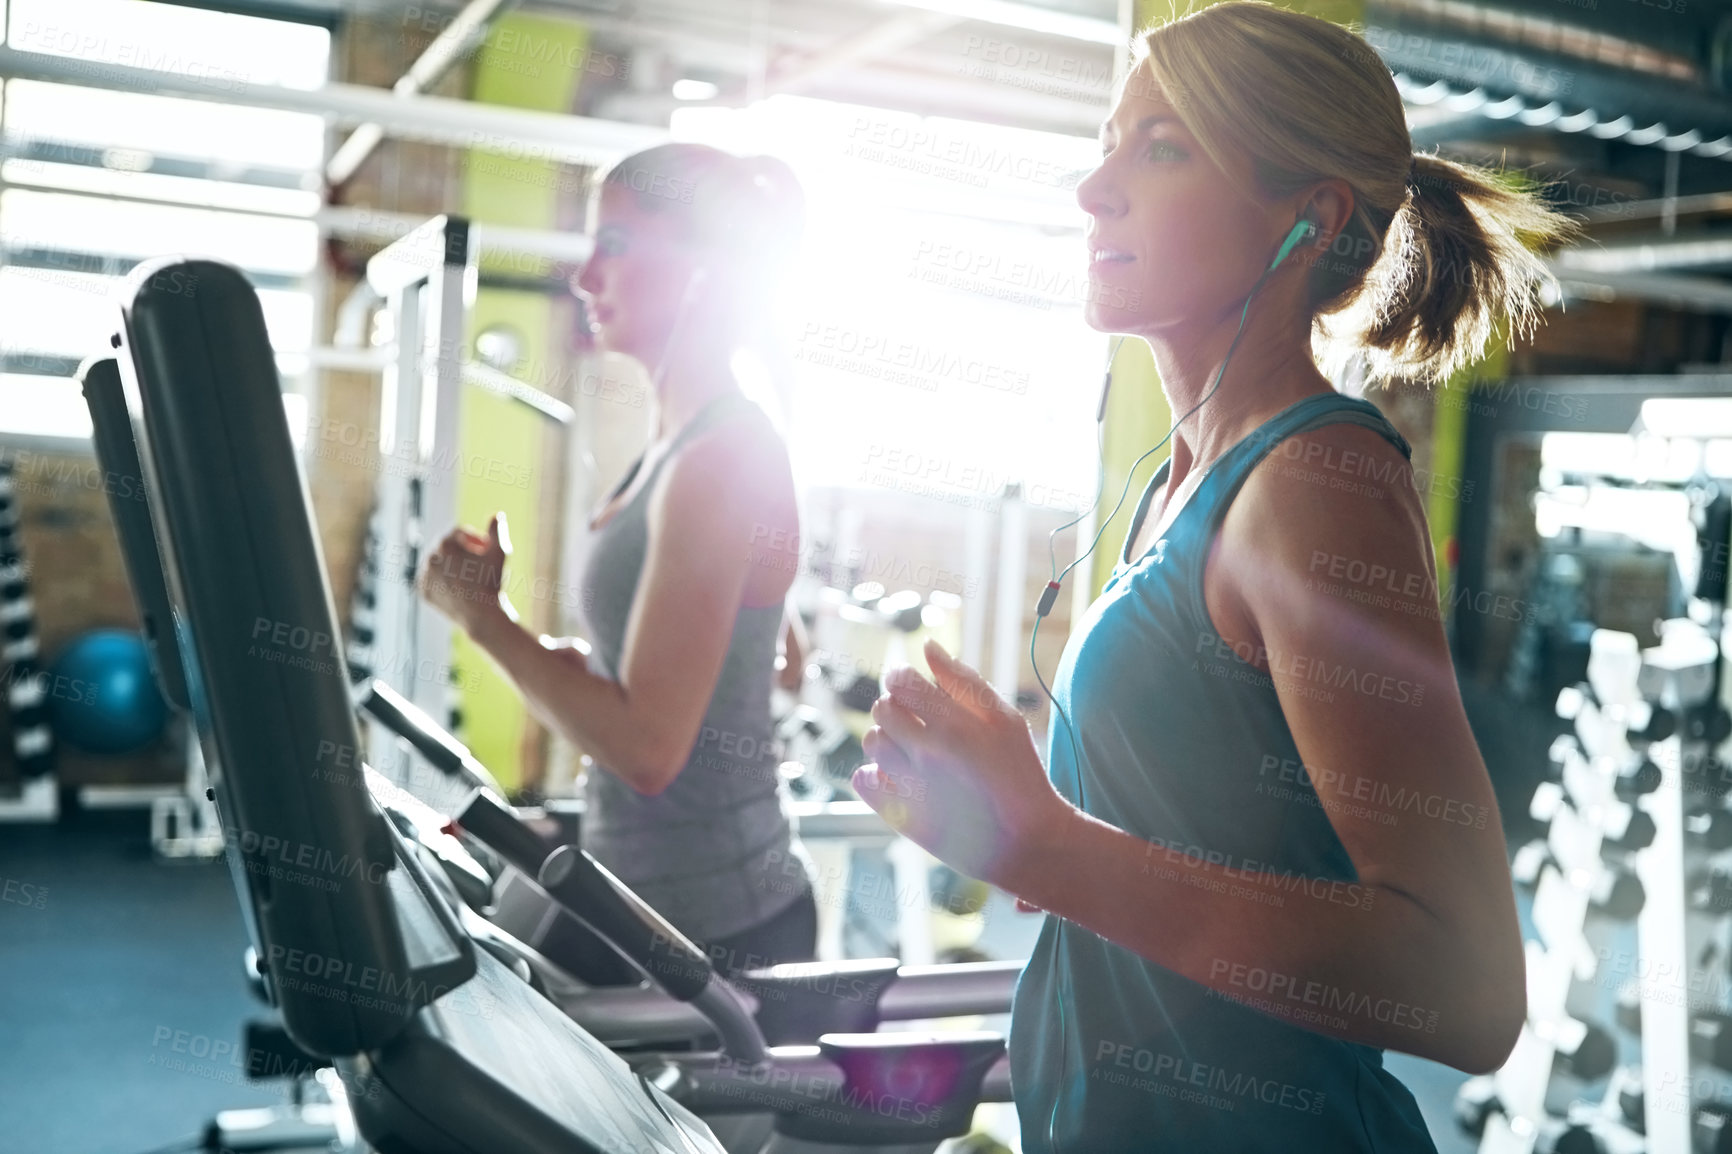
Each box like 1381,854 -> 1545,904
578,391 -> 813,942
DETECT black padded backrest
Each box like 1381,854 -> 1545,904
78,354 -> 191,713
114,259 -> 727,1154
116,258 -> 473,1057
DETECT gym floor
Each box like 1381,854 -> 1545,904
2,675 -> 1541,1154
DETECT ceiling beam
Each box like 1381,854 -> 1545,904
753,10 -> 962,99
0,45 -> 664,167
1554,231 -> 1732,275
1575,190 -> 1732,225
326,0 -> 522,191
1373,19 -> 1732,160
1547,267 -> 1732,314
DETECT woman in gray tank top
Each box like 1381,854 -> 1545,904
420,144 -> 818,978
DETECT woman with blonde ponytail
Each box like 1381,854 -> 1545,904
849,3 -> 1577,1149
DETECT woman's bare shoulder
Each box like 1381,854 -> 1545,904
1238,420 -> 1427,529
1218,420 -> 1434,616
658,409 -> 795,534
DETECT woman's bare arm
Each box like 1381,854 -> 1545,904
449,431 -> 772,795
999,425 -> 1523,1071
861,423 -> 1523,1073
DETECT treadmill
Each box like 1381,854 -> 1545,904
96,257 -> 1016,1154
82,341 -> 1023,1059
105,256 -> 725,1154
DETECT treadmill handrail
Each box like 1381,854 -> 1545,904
646,1048 -> 1016,1110
355,677 -> 504,796
876,960 -> 1024,1019
455,787 -> 770,1060
539,845 -> 770,1065
565,958 -> 1020,1047
634,1035 -> 1012,1119
455,787 -> 562,878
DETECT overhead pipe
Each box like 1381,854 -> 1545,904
1544,267 -> 1732,314
1574,190 -> 1732,225
746,10 -> 960,100
0,46 -> 664,169
1553,233 -> 1732,275
1367,0 -> 1711,84
0,181 -> 593,267
876,0 -> 1122,45
593,60 -> 1106,137
1398,72 -> 1732,160
327,0 -> 522,191
1372,22 -> 1732,160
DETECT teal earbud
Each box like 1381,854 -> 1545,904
1268,216 -> 1319,272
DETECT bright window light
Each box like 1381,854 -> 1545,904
7,0 -> 331,91
4,80 -> 326,171
677,96 -> 1096,227
672,78 -> 719,101
1533,484 -> 1695,569
1535,429 -> 1713,590
2,188 -> 319,275
0,266 -> 123,356
671,96 -> 1106,509
877,0 -> 1122,45
0,377 -> 309,444
281,390 -> 308,450
0,266 -> 312,360
0,374 -> 93,439
1636,397 -> 1732,440
1538,429 -> 1725,488
0,1 -> 325,442
256,288 -> 315,353
2,159 -> 320,216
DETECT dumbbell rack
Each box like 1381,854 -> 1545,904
1468,626 -> 1646,1153
1631,615 -> 1732,1152
1612,625 -> 1698,1153
1462,619 -> 1726,1153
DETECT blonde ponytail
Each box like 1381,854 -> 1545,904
1343,153 -> 1579,386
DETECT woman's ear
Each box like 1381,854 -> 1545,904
1303,179 -> 1357,254
1304,182 -> 1377,308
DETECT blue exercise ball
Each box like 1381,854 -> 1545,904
46,629 -> 169,754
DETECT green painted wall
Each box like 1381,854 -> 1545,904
1089,339 -> 1170,597
453,13 -> 589,789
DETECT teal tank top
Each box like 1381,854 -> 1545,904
1011,392 -> 1439,1152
